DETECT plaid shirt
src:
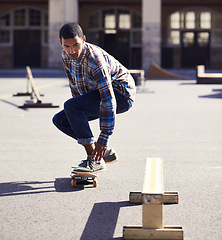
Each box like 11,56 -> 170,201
62,42 -> 136,146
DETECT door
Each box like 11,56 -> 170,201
14,30 -> 41,68
181,31 -> 210,68
103,31 -> 130,67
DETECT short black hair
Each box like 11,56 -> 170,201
59,22 -> 84,40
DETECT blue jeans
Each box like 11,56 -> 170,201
52,90 -> 133,145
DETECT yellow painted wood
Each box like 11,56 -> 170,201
142,158 -> 164,195
26,66 -> 42,102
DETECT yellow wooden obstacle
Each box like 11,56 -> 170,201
196,65 -> 222,84
123,158 -> 184,240
129,69 -> 146,90
19,66 -> 59,108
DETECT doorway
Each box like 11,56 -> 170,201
13,30 -> 41,68
181,31 -> 210,68
103,31 -> 130,67
87,8 -> 142,69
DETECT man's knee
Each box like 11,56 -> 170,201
52,111 -> 65,127
52,113 -> 59,127
64,98 -> 78,112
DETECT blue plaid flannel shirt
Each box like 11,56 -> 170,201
62,42 -> 135,146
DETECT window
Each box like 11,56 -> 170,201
29,9 -> 41,26
0,30 -> 10,43
170,12 -> 180,29
104,11 -> 116,34
91,8 -> 140,35
0,13 -> 11,44
183,32 -> 194,46
168,8 -> 222,46
185,12 -> 195,29
104,14 -> 115,29
0,14 -> 10,26
0,7 -> 48,46
14,9 -> 25,26
169,30 -> 180,45
87,8 -> 142,68
200,12 -> 211,29
198,32 -> 209,46
119,13 -> 130,29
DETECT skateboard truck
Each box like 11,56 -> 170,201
71,172 -> 98,188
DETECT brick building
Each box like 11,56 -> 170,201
0,0 -> 222,70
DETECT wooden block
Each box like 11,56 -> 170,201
129,191 -> 179,204
197,65 -> 205,75
163,192 -> 179,204
143,204 -> 163,229
129,192 -> 142,204
143,193 -> 163,205
123,226 -> 183,240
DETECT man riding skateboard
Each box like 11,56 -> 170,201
52,22 -> 136,173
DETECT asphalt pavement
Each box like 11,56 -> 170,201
0,69 -> 221,240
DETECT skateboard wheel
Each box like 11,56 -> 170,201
93,179 -> 98,187
71,179 -> 76,187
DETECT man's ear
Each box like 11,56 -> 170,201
83,35 -> 86,42
59,38 -> 62,45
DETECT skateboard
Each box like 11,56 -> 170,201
70,171 -> 99,187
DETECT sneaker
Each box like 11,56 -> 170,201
72,157 -> 106,173
103,148 -> 118,163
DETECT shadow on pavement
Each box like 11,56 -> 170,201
54,177 -> 86,192
0,99 -> 29,110
0,178 -> 96,197
0,181 -> 55,197
179,82 -> 196,85
80,201 -> 134,240
199,89 -> 222,99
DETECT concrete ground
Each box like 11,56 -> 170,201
0,69 -> 221,240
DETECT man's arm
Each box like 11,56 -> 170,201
91,63 -> 116,161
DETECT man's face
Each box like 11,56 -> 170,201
60,35 -> 86,60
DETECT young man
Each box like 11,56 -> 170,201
52,22 -> 136,173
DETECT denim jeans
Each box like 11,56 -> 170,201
52,90 -> 133,145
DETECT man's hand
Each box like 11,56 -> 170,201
92,142 -> 107,162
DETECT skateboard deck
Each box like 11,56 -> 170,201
70,171 -> 99,187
